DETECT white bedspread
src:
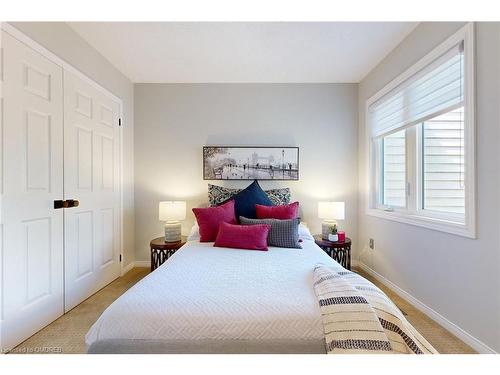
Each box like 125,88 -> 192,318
86,239 -> 342,348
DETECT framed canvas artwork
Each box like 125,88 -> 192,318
203,146 -> 299,180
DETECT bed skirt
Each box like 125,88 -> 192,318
87,338 -> 326,354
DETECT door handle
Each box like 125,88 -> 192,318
54,200 -> 65,209
53,199 -> 80,209
65,199 -> 80,208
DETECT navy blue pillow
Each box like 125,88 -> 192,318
224,180 -> 273,219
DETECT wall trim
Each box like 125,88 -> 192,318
356,261 -> 497,354
134,261 -> 150,268
121,262 -> 135,276
121,261 -> 150,275
122,261 -> 150,275
121,261 -> 150,276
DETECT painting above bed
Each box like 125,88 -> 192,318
203,146 -> 299,180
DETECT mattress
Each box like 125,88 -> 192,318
86,238 -> 343,353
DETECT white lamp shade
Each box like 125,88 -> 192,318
318,201 -> 345,220
159,201 -> 186,222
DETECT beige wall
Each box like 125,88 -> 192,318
134,83 -> 358,261
10,22 -> 136,266
357,22 -> 500,352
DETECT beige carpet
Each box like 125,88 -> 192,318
10,267 -> 475,354
9,267 -> 150,354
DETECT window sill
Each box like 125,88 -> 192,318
366,208 -> 476,239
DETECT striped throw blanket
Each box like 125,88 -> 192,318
313,265 -> 437,354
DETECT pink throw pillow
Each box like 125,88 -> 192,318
192,200 -> 237,242
214,222 -> 271,251
255,201 -> 299,220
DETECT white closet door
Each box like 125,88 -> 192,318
63,70 -> 121,312
1,31 -> 64,349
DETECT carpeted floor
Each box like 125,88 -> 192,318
10,267 -> 476,354
9,267 -> 150,354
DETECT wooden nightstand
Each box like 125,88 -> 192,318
313,234 -> 352,270
150,236 -> 187,271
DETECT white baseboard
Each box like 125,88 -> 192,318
356,262 -> 496,354
121,261 -> 150,276
133,261 -> 150,268
121,262 -> 135,276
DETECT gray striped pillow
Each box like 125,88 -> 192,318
239,217 -> 301,249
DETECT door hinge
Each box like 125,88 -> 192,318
118,118 -> 122,126
119,254 -> 122,262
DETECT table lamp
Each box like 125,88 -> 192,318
159,201 -> 186,242
318,201 -> 345,240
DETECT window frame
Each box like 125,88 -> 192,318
377,128 -> 408,211
366,23 -> 476,238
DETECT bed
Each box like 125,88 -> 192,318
86,231 -> 336,354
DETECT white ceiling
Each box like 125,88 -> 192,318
68,22 -> 418,83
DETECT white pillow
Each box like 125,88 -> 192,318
187,224 -> 200,241
298,222 -> 314,241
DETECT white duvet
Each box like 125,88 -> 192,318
86,237 -> 343,347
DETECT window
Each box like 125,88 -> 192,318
382,129 -> 406,208
422,107 -> 465,215
367,24 -> 475,238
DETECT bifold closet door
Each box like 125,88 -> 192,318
1,31 -> 64,349
63,70 -> 121,312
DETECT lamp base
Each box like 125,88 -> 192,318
321,220 -> 337,240
164,221 -> 181,242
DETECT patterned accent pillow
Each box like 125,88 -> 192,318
239,216 -> 301,249
265,188 -> 291,206
208,184 -> 291,206
208,184 -> 241,206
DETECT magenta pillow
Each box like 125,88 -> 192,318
256,201 -> 299,220
214,222 -> 271,251
192,200 -> 237,242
